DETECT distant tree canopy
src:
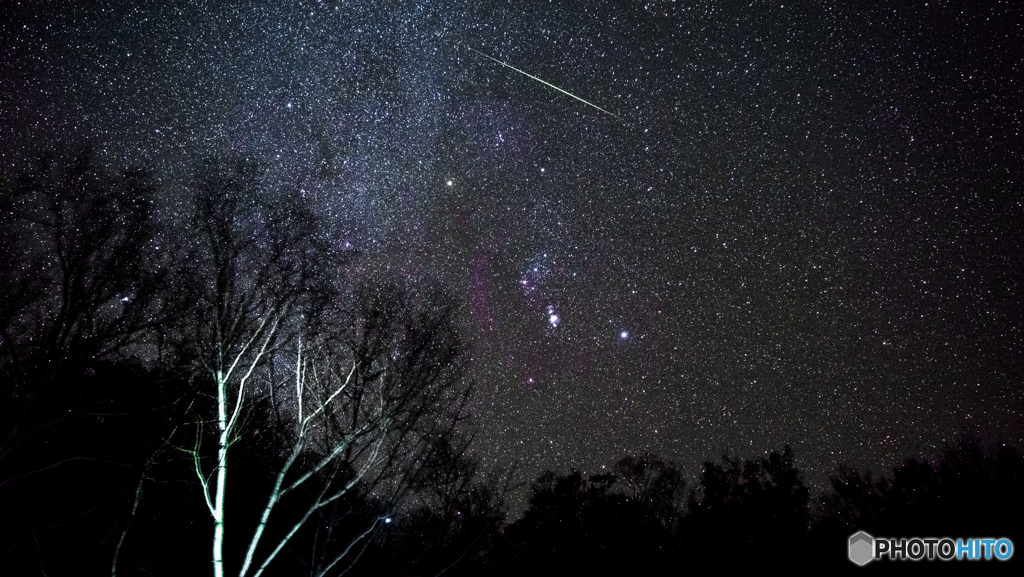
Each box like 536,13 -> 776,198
684,445 -> 810,556
817,435 -> 1024,539
493,441 -> 1022,573
487,454 -> 684,574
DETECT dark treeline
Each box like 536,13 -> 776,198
1,150 -> 1020,575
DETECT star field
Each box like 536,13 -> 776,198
3,0 -> 1022,505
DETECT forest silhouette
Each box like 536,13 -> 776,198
1,150 -> 1020,575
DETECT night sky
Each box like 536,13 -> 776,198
3,0 -> 1022,504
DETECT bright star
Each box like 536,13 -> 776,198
620,331 -> 629,339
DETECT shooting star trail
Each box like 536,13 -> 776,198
464,45 -> 623,120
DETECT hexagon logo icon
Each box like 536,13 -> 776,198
849,531 -> 874,566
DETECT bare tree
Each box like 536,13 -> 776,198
171,158 -> 320,577
175,159 -> 472,577
233,283 -> 472,577
0,148 -> 168,482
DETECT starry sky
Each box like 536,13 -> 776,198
3,0 -> 1022,500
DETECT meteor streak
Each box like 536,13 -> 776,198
464,45 -> 622,120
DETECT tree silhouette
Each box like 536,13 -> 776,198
354,440 -> 512,577
613,453 -> 686,531
935,436 -> 1024,538
1,149 -> 167,471
498,466 -> 674,574
814,434 -> 1024,541
683,446 -> 810,560
0,148 -> 186,575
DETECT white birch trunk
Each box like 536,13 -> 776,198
214,369 -> 228,577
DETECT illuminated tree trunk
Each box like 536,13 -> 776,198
213,370 -> 228,577
188,312 -> 280,577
